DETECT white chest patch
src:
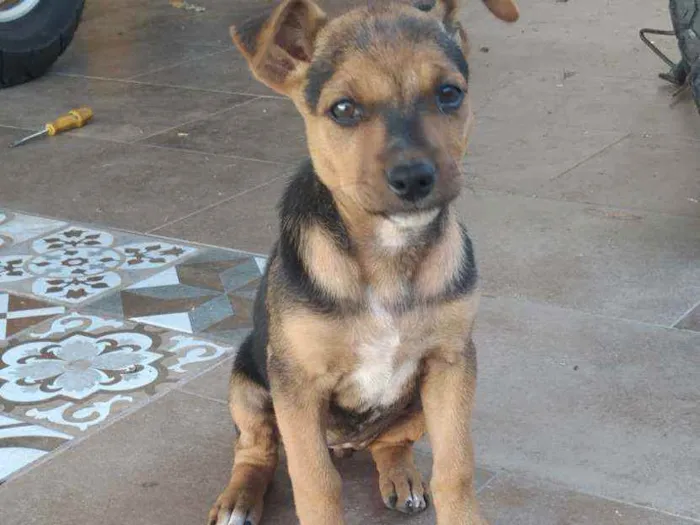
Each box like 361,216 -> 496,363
377,209 -> 441,250
350,295 -> 418,408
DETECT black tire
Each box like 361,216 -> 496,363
669,0 -> 700,111
0,0 -> 85,88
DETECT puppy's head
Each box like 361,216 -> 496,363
232,0 -> 518,220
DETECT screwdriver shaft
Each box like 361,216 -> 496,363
10,129 -> 48,148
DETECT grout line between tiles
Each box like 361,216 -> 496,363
146,170 -> 295,234
467,185 -> 700,222
132,95 -> 261,144
475,469 -> 501,495
478,293 -> 699,334
670,298 -> 700,328
0,123 -> 35,133
177,390 -> 229,406
51,71 -> 285,99
135,141 -> 291,166
475,466 -> 700,523
34,130 -> 292,166
124,48 -> 230,80
547,133 -> 632,183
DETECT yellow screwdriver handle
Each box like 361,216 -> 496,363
45,107 -> 94,136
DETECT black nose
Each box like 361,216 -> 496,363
387,160 -> 436,201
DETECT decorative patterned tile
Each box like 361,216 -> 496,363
0,292 -> 65,340
0,414 -> 72,481
89,249 -> 267,341
0,225 -> 197,305
0,312 -> 233,436
0,210 -> 65,251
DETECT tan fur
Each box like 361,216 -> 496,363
416,211 -> 465,299
299,36 -> 471,219
209,0 -> 515,523
369,411 -> 428,512
208,374 -> 279,525
299,224 -> 363,303
422,339 -> 485,524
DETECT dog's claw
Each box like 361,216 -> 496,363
380,474 -> 428,514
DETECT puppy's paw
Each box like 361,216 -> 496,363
207,472 -> 268,525
378,466 -> 428,514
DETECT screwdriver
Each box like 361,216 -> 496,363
10,107 -> 94,148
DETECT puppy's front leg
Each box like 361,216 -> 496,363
272,378 -> 344,525
422,339 -> 488,525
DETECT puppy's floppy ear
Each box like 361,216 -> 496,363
482,0 -> 519,22
231,0 -> 327,95
415,0 -> 519,24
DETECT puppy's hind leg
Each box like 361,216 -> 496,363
208,372 -> 279,525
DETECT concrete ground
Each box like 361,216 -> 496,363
1,0 -> 699,523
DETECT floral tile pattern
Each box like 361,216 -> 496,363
0,226 -> 197,305
89,249 -> 267,342
0,312 -> 233,437
0,414 -> 72,481
0,210 -> 65,251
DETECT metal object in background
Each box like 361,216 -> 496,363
640,0 -> 700,112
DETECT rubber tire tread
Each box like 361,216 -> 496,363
0,0 -> 85,88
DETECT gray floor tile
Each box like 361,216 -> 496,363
0,128 -> 285,232
153,176 -> 288,254
180,355 -> 233,401
133,49 -> 278,96
675,302 -> 700,332
142,98 -> 307,163
540,133 -> 700,217
480,473 -> 698,525
457,189 -> 700,324
53,1 -> 233,79
0,390 -> 493,524
0,75 -> 252,143
54,37 -> 223,80
465,116 -> 627,195
75,1 -> 235,48
0,391 -> 233,524
477,71 -> 700,139
472,295 -> 700,519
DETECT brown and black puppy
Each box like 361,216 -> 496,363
209,0 -> 518,524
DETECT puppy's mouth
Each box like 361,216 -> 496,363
385,208 -> 442,229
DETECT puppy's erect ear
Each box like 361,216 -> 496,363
231,0 -> 327,95
415,0 -> 519,24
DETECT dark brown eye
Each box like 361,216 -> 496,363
329,99 -> 363,127
436,84 -> 464,113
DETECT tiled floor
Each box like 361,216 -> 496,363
1,0 -> 699,524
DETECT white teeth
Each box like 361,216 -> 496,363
388,209 -> 440,228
